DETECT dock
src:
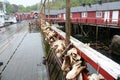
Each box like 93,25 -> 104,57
0,22 -> 48,80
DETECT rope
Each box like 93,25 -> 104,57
62,43 -> 72,56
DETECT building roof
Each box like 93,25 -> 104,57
71,1 -> 120,12
45,10 -> 59,15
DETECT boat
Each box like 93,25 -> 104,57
5,15 -> 17,24
0,10 -> 5,27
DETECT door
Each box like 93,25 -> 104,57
63,13 -> 66,20
104,11 -> 110,22
112,11 -> 119,22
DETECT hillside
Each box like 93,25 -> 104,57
45,0 -> 120,10
0,2 -> 38,14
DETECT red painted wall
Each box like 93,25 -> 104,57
55,9 -> 120,27
72,12 -> 81,18
88,11 -> 96,18
46,15 -> 57,18
71,12 -> 81,22
118,11 -> 120,26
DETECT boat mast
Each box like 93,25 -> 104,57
2,0 -> 6,13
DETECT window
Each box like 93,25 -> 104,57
70,13 -> 72,18
112,11 -> 119,22
82,12 -> 87,18
96,11 -> 102,18
59,14 -> 61,18
63,13 -> 66,20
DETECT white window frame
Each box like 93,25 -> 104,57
70,13 -> 72,18
96,11 -> 102,18
112,11 -> 119,22
82,12 -> 87,18
63,13 -> 66,20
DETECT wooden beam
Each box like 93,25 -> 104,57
48,0 -> 50,19
65,0 -> 71,46
40,0 -> 47,13
96,26 -> 98,48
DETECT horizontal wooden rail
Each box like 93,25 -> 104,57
51,25 -> 120,80
46,18 -> 120,27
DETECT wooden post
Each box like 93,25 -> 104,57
40,0 -> 43,11
43,3 -> 45,14
48,0 -> 50,20
39,0 -> 46,28
40,0 -> 47,14
39,0 -> 43,28
65,0 -> 71,46
48,0 -> 51,25
96,26 -> 98,48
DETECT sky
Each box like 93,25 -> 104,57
1,0 -> 41,7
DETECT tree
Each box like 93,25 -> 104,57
6,2 -> 13,14
30,4 -> 38,11
18,5 -> 26,12
12,4 -> 18,13
25,6 -> 32,12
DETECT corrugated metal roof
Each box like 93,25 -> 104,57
45,8 -> 66,15
45,10 -> 59,15
71,1 -> 120,12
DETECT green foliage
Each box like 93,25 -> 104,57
71,0 -> 80,7
18,5 -> 26,12
30,4 -> 38,10
6,2 -> 13,14
47,0 -> 96,10
0,1 -> 38,14
18,4 -> 38,12
46,0 -> 120,10
25,6 -> 31,12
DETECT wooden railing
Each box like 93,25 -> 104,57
51,26 -> 120,80
46,18 -> 120,27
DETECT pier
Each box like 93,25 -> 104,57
0,21 -> 48,80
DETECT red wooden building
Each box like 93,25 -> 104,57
14,11 -> 39,22
45,10 -> 58,22
46,1 -> 120,28
44,1 -> 120,79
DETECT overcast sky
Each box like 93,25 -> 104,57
0,0 -> 41,7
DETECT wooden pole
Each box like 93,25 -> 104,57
65,0 -> 71,46
48,0 -> 50,20
43,3 -> 45,14
40,0 -> 47,13
39,0 -> 46,28
48,0 -> 51,25
95,0 -> 98,49
40,0 -> 43,11
39,0 -> 43,28
96,26 -> 98,48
